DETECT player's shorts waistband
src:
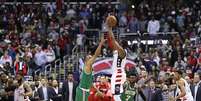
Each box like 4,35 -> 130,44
79,86 -> 90,92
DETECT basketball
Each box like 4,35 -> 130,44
106,15 -> 117,27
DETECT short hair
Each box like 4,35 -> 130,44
16,71 -> 23,77
121,40 -> 128,49
194,72 -> 201,79
126,67 -> 138,77
175,69 -> 183,75
68,72 -> 73,75
199,72 -> 201,78
47,77 -> 53,81
40,77 -> 47,81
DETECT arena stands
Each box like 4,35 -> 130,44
0,0 -> 201,101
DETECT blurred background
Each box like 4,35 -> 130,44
0,0 -> 200,101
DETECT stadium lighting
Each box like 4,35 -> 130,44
128,41 -> 131,45
128,40 -> 169,45
131,5 -> 135,9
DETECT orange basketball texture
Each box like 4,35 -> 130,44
106,16 -> 117,27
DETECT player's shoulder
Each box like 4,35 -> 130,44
178,79 -> 185,85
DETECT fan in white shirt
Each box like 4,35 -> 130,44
68,73 -> 74,101
45,45 -> 55,63
0,51 -> 12,66
68,81 -> 73,101
34,47 -> 47,66
147,16 -> 160,35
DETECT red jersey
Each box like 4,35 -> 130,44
88,82 -> 114,101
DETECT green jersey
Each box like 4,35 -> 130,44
121,81 -> 137,101
75,67 -> 93,101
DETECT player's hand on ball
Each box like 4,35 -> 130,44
106,15 -> 117,28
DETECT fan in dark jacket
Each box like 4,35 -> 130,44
190,73 -> 201,101
37,78 -> 56,101
62,73 -> 78,101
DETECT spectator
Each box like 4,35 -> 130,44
128,16 -> 140,33
0,50 -> 12,67
5,78 -> 16,101
58,35 -> 67,57
197,53 -> 201,68
138,70 -> 148,86
37,78 -> 55,101
34,46 -> 47,73
0,1 -> 200,101
162,22 -> 170,33
14,55 -> 28,76
79,18 -> 87,34
35,19 -> 46,36
147,16 -> 160,36
63,33 -> 72,55
190,73 -> 201,101
49,29 -> 59,41
174,56 -> 187,71
7,44 -> 16,61
187,51 -> 197,68
30,81 -> 40,101
0,73 -> 8,101
45,45 -> 56,63
176,13 -> 185,31
119,12 -> 128,33
146,79 -> 163,101
139,16 -> 147,33
66,5 -> 76,20
88,75 -> 114,101
14,72 -> 32,101
161,84 -> 169,101
51,79 -> 62,101
76,34 -> 85,52
24,47 -> 35,75
47,77 -> 53,87
168,81 -> 177,98
170,47 -> 179,67
152,51 -> 160,67
62,73 -> 78,101
79,6 -> 90,19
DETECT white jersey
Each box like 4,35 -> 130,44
111,50 -> 127,95
176,78 -> 193,101
14,84 -> 25,101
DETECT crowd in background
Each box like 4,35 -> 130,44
0,0 -> 201,101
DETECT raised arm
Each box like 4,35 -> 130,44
85,36 -> 105,73
107,26 -> 126,59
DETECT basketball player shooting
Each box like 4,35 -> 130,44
75,36 -> 105,101
106,15 -> 127,101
